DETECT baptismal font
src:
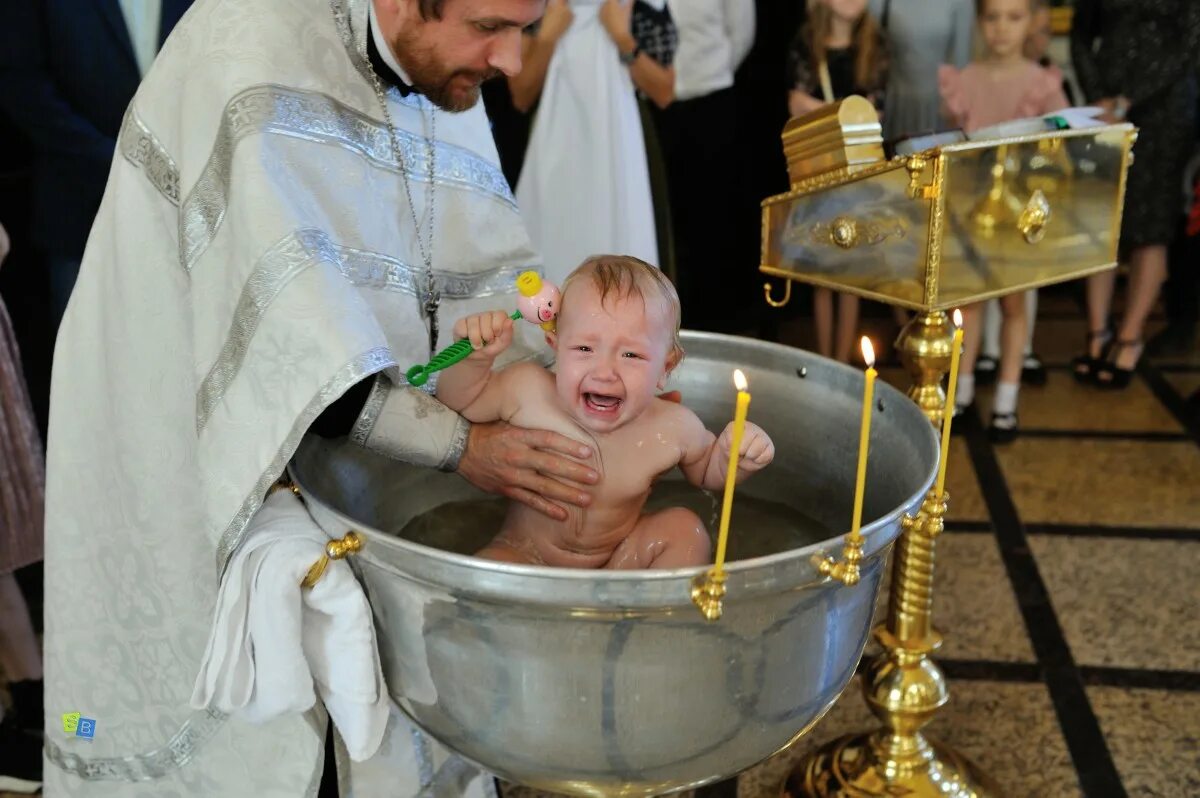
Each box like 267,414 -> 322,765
274,97 -> 1134,798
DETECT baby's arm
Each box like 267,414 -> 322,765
677,407 -> 775,492
435,311 -> 516,423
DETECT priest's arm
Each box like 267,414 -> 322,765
311,372 -> 598,521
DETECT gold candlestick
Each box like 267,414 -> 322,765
761,105 -> 1136,798
692,369 -> 752,621
786,312 -> 995,798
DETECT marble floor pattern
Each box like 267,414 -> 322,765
4,288 -> 1198,798
496,287 -> 1200,798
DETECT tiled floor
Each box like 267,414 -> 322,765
497,286 -> 1200,798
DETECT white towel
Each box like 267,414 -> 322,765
191,489 -> 389,761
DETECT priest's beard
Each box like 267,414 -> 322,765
391,28 -> 501,112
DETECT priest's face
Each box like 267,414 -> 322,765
386,0 -> 546,112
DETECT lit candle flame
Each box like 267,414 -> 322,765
953,308 -> 963,327
733,369 -> 748,391
860,337 -> 875,368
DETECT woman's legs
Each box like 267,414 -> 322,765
991,292 -> 1028,439
813,287 -> 833,358
997,291 -> 1028,388
1086,268 -> 1117,350
1111,244 -> 1168,368
956,302 -> 985,410
833,293 -> 861,363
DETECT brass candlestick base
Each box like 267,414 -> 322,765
784,312 -> 996,797
783,733 -> 997,798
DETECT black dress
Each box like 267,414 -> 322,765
1071,0 -> 1200,248
786,32 -> 888,107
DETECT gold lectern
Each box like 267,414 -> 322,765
762,97 -> 1136,797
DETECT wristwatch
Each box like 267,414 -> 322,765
619,44 -> 641,66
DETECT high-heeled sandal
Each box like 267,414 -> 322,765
1071,328 -> 1112,384
1094,339 -> 1143,389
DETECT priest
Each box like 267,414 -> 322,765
41,0 -> 598,794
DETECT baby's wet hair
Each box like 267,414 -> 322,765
560,255 -> 685,368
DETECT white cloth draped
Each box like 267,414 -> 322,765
189,489 -> 388,761
43,0 -> 533,793
515,0 -> 658,283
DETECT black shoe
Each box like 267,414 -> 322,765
975,355 -> 998,386
1094,339 -> 1143,390
1072,328 -> 1112,383
988,412 -> 1019,444
1021,353 -> 1047,387
0,721 -> 42,793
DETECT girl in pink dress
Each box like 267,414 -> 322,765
938,0 -> 1068,442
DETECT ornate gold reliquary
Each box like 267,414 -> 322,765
761,98 -> 1138,311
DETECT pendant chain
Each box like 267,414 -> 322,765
368,70 -> 439,356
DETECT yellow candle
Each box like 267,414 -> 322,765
850,337 -> 876,542
713,369 -> 751,573
935,310 -> 965,499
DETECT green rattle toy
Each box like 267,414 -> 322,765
405,270 -> 561,387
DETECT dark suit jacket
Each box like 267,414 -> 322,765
0,0 -> 191,258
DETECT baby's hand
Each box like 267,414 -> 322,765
718,421 -> 775,473
453,310 -> 514,359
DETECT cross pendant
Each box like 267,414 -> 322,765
422,292 -> 440,358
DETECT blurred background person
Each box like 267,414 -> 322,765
514,0 -> 677,285
483,0 -> 576,191
1151,76 -> 1200,358
0,0 -> 192,331
940,0 -> 1068,441
0,220 -> 45,795
1070,0 -> 1200,388
868,0 -> 973,142
976,0 -> 1078,389
786,0 -> 887,363
652,0 -> 755,332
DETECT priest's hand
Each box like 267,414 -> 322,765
457,421 -> 598,520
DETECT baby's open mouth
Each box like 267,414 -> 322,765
584,393 -> 622,413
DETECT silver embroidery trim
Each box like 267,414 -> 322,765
195,230 -> 335,433
350,374 -> 392,446
119,104 -> 181,206
438,416 -> 470,473
331,0 -> 373,91
410,723 -> 436,787
215,346 -> 395,573
195,227 -> 531,433
179,82 -> 515,272
44,708 -> 227,782
195,226 -> 530,432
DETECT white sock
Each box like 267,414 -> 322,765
955,373 -> 975,410
993,381 -> 1019,416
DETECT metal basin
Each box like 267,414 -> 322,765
290,332 -> 938,796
